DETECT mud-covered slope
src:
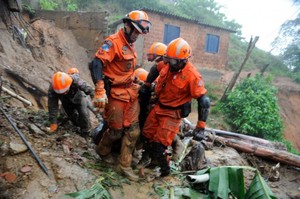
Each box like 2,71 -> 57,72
0,19 -> 93,109
274,77 -> 300,152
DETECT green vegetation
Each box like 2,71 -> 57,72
218,74 -> 283,140
39,0 -> 58,10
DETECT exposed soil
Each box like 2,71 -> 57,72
0,17 -> 300,199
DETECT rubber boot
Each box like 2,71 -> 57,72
136,135 -> 152,169
158,155 -> 171,177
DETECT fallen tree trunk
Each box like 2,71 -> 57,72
183,118 -> 271,145
209,134 -> 300,168
205,127 -> 271,146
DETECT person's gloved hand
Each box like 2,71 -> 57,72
49,123 -> 58,133
193,121 -> 206,141
93,80 -> 107,113
193,128 -> 205,141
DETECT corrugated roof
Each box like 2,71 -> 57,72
141,8 -> 236,33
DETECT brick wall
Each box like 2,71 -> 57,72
142,12 -> 231,70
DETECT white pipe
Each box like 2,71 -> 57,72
186,174 -> 210,183
2,86 -> 32,106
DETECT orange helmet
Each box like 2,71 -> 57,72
67,67 -> 79,75
166,38 -> 191,60
134,68 -> 149,81
123,10 -> 152,34
147,42 -> 167,62
51,72 -> 73,94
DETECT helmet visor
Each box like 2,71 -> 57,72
163,56 -> 179,65
131,20 -> 152,34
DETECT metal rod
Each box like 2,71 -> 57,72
0,107 -> 49,176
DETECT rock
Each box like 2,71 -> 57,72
28,123 -> 45,135
0,143 -> 9,156
9,142 -> 28,154
17,122 -> 25,129
20,165 -> 33,173
1,172 -> 17,183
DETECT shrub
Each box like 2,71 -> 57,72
39,0 -> 58,10
220,74 -> 283,140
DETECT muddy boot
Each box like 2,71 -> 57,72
100,154 -> 116,164
136,141 -> 152,169
136,154 -> 151,169
117,164 -> 139,182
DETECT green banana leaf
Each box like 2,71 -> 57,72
194,166 -> 276,199
64,177 -> 112,199
245,170 -> 277,199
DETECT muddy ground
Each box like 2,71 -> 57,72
0,17 -> 300,199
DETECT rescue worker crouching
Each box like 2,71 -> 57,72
89,10 -> 152,181
48,71 -> 94,137
141,38 -> 210,177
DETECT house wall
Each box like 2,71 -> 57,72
142,12 -> 231,70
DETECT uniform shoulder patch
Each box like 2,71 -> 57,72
198,79 -> 203,87
101,40 -> 113,52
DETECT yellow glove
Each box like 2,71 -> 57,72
50,123 -> 58,133
93,80 -> 107,113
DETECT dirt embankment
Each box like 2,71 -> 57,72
274,77 -> 300,151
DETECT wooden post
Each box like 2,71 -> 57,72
220,36 -> 259,102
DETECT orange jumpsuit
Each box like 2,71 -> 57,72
95,28 -> 140,130
95,28 -> 140,168
143,61 -> 207,146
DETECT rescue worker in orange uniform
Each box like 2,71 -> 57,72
141,38 -> 210,176
48,72 -> 94,137
89,10 -> 152,181
67,67 -> 80,75
138,42 -> 167,130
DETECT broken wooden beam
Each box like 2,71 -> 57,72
209,134 -> 300,168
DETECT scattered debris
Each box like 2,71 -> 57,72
1,172 -> 17,183
20,165 -> 33,173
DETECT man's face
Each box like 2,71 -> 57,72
125,23 -> 140,43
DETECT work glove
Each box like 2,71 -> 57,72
93,80 -> 107,113
193,121 -> 206,141
49,123 -> 58,133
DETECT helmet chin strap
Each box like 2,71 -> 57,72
124,23 -> 135,44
